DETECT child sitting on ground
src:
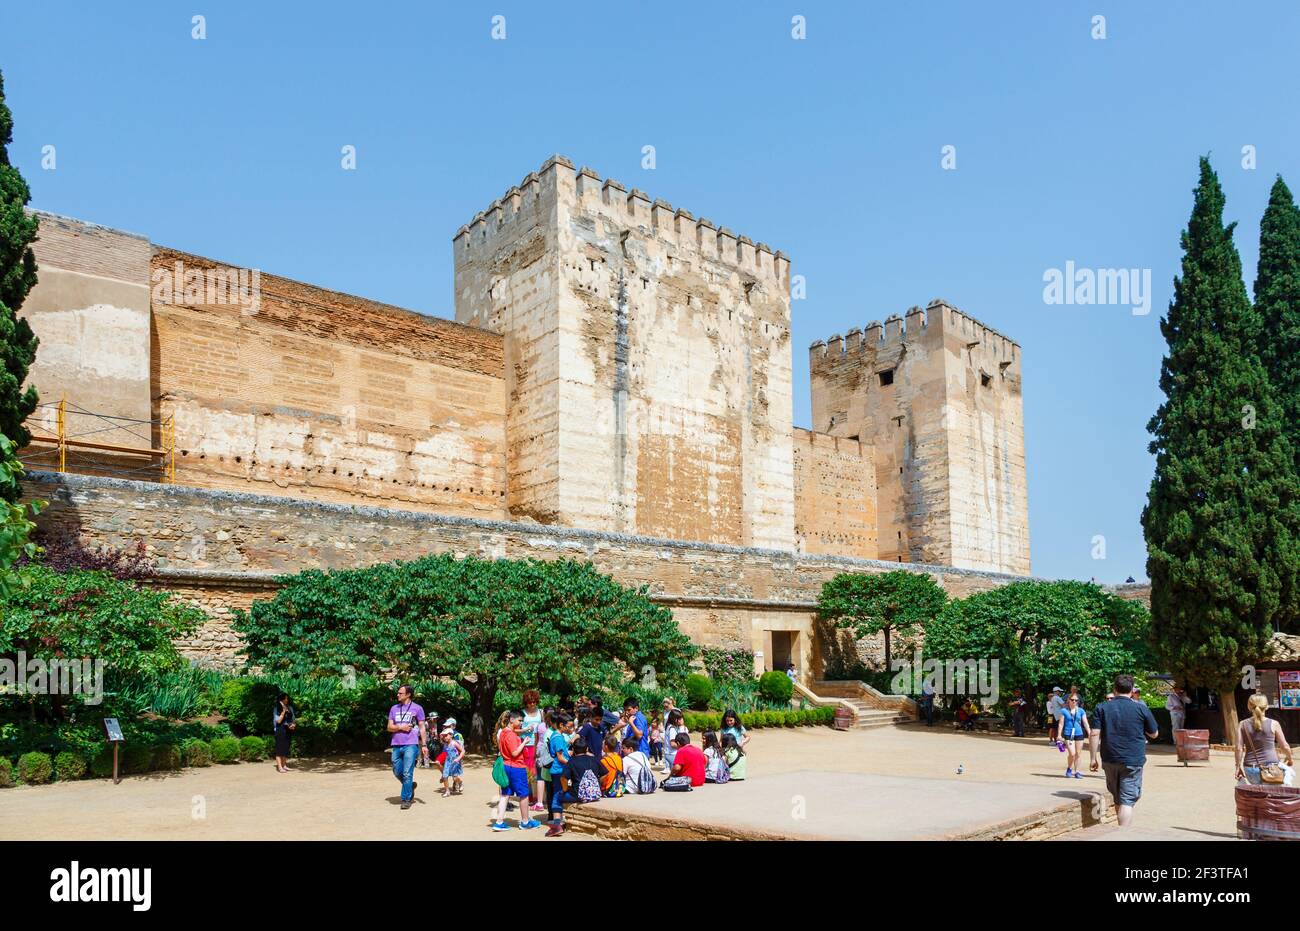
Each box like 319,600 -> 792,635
600,733 -> 625,797
721,733 -> 746,780
438,727 -> 464,796
702,730 -> 729,783
546,736 -> 607,837
648,717 -> 665,764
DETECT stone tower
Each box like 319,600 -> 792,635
809,300 -> 1029,574
454,155 -> 794,549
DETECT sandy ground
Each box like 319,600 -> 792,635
0,723 -> 1240,840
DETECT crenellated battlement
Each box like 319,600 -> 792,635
809,299 -> 1019,365
454,154 -> 789,283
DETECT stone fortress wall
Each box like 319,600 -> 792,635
15,155 -> 1034,674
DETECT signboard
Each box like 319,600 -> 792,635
103,718 -> 124,742
1280,671 -> 1300,710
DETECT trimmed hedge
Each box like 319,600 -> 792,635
682,707 -> 835,731
685,674 -> 714,711
183,739 -> 213,767
239,736 -> 267,762
89,747 -> 116,779
0,758 -> 14,787
53,750 -> 87,782
758,670 -> 794,703
18,751 -> 53,784
155,745 -> 183,771
122,744 -> 154,774
211,737 -> 241,763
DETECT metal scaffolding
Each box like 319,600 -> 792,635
20,396 -> 176,482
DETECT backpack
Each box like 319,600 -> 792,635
706,751 -> 731,784
630,756 -> 657,794
537,735 -> 554,769
577,766 -> 602,803
491,754 -> 509,788
661,775 -> 693,792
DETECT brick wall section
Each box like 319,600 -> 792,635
151,247 -> 509,518
28,471 -> 1036,668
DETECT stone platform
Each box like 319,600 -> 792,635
563,769 -> 1113,840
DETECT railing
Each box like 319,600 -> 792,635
20,397 -> 175,482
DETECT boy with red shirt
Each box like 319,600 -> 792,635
492,710 -> 540,832
670,732 -> 707,787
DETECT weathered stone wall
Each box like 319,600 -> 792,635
19,213 -> 155,473
149,247 -> 509,518
792,427 -> 877,559
27,471 -> 1030,670
810,300 -> 1029,575
455,155 -> 794,549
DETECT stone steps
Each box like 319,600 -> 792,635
840,702 -> 912,729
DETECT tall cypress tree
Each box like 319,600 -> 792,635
1254,176 -> 1300,633
0,67 -> 41,458
1142,158 -> 1298,742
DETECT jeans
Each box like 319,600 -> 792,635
550,789 -> 578,816
1012,713 -> 1025,737
392,744 -> 419,802
919,698 -> 934,726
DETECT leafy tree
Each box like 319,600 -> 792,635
0,69 -> 41,458
0,564 -> 204,720
0,433 -> 40,597
233,554 -> 698,750
921,580 -> 1152,711
1254,175 -> 1300,632
1142,158 -> 1300,741
816,569 -> 947,674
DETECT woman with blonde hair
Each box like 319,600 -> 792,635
1234,694 -> 1294,786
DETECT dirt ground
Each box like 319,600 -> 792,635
0,723 -> 1240,840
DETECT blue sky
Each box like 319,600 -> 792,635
3,1 -> 1297,582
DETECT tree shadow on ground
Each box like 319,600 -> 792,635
289,753 -> 389,774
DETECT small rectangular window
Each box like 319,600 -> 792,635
878,369 -> 894,386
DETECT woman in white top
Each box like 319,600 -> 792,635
662,709 -> 686,775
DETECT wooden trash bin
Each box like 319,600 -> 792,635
1235,784 -> 1300,840
833,706 -> 854,731
1173,728 -> 1210,765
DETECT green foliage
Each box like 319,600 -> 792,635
17,750 -> 51,783
0,756 -> 12,786
53,749 -> 85,781
684,673 -> 714,710
701,647 -> 755,683
238,735 -> 266,761
1254,175 -> 1300,632
89,747 -> 115,778
0,565 -> 204,719
1144,158 -> 1300,689
683,707 -> 834,730
817,570 -> 948,672
758,670 -> 794,704
182,739 -> 212,767
0,434 -> 40,593
122,744 -> 153,774
210,737 -> 241,764
117,666 -> 226,720
234,554 -> 697,749
0,70 -> 41,455
922,580 -> 1153,708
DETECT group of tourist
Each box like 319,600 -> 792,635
382,687 -> 753,835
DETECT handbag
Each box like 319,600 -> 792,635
1242,723 -> 1286,785
491,754 -> 510,788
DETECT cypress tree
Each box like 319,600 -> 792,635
0,67 -> 41,459
1142,158 -> 1298,743
1253,176 -> 1300,633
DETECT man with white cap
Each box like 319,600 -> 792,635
1046,687 -> 1065,745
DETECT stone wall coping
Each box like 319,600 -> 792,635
24,471 -> 1051,585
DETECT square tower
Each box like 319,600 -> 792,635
454,156 -> 794,549
809,300 -> 1029,574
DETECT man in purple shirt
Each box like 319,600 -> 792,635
386,684 -> 427,810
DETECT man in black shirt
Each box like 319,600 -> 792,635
1088,674 -> 1160,827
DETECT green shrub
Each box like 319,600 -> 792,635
239,736 -> 267,762
0,758 -> 14,787
685,674 -> 714,711
218,679 -> 280,736
53,750 -> 87,782
751,712 -> 768,727
183,739 -> 213,767
17,751 -> 53,784
758,670 -> 794,704
211,737 -> 241,763
701,647 -> 757,683
154,744 -> 183,770
122,744 -> 154,774
89,747 -> 116,778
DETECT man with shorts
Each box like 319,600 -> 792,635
1088,674 -> 1159,827
492,710 -> 540,832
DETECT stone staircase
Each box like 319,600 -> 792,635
791,679 -> 917,729
835,697 -> 914,730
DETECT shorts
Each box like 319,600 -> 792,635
1102,762 -> 1144,806
500,764 -> 531,798
441,759 -> 463,779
